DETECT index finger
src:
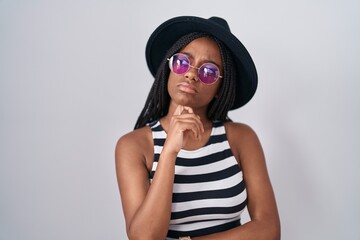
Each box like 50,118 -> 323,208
174,105 -> 184,116
182,106 -> 194,114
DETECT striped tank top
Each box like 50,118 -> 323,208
149,120 -> 248,239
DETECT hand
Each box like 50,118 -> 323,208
164,105 -> 204,154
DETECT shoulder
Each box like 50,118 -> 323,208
224,121 -> 264,164
116,126 -> 153,149
115,125 -> 154,170
224,121 -> 260,143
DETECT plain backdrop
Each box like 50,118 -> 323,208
1,0 -> 359,239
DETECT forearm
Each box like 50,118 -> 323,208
127,149 -> 177,240
192,218 -> 280,240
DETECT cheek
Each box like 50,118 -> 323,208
167,73 -> 179,92
168,72 -> 177,82
199,83 -> 222,102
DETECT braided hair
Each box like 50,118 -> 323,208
134,32 -> 236,129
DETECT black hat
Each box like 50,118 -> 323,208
145,16 -> 258,110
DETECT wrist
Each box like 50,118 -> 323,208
161,144 -> 180,158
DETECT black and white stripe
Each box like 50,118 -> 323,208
149,121 -> 247,239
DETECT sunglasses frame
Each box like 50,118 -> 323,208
167,53 -> 223,85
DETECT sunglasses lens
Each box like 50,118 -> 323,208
168,54 -> 190,74
198,63 -> 220,84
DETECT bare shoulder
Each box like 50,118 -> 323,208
115,126 -> 154,171
224,121 -> 261,147
224,121 -> 258,137
224,121 -> 264,166
116,126 -> 153,147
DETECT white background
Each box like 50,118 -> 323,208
1,0 -> 359,239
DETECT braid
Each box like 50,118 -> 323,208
134,32 -> 237,129
207,39 -> 236,121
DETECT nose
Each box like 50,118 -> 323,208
185,66 -> 199,82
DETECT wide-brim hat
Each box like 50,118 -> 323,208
145,16 -> 258,110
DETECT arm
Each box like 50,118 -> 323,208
192,123 -> 280,240
115,128 -> 177,240
115,105 -> 204,240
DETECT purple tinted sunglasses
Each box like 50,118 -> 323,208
168,53 -> 222,85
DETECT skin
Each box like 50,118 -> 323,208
115,37 -> 281,240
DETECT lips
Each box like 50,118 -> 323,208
177,82 -> 198,94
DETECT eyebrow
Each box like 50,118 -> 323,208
179,51 -> 221,67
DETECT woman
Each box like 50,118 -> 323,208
115,16 -> 280,240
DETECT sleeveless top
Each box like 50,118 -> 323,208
149,120 -> 247,239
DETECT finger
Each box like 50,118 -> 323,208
178,118 -> 204,138
180,124 -> 201,139
174,105 -> 184,116
174,112 -> 204,133
182,107 -> 202,125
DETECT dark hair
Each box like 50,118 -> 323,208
134,32 -> 236,129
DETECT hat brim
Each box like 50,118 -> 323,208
145,16 -> 258,110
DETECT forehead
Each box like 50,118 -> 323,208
181,37 -> 222,63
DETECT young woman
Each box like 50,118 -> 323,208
115,16 -> 280,240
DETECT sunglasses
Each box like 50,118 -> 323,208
168,53 -> 222,85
